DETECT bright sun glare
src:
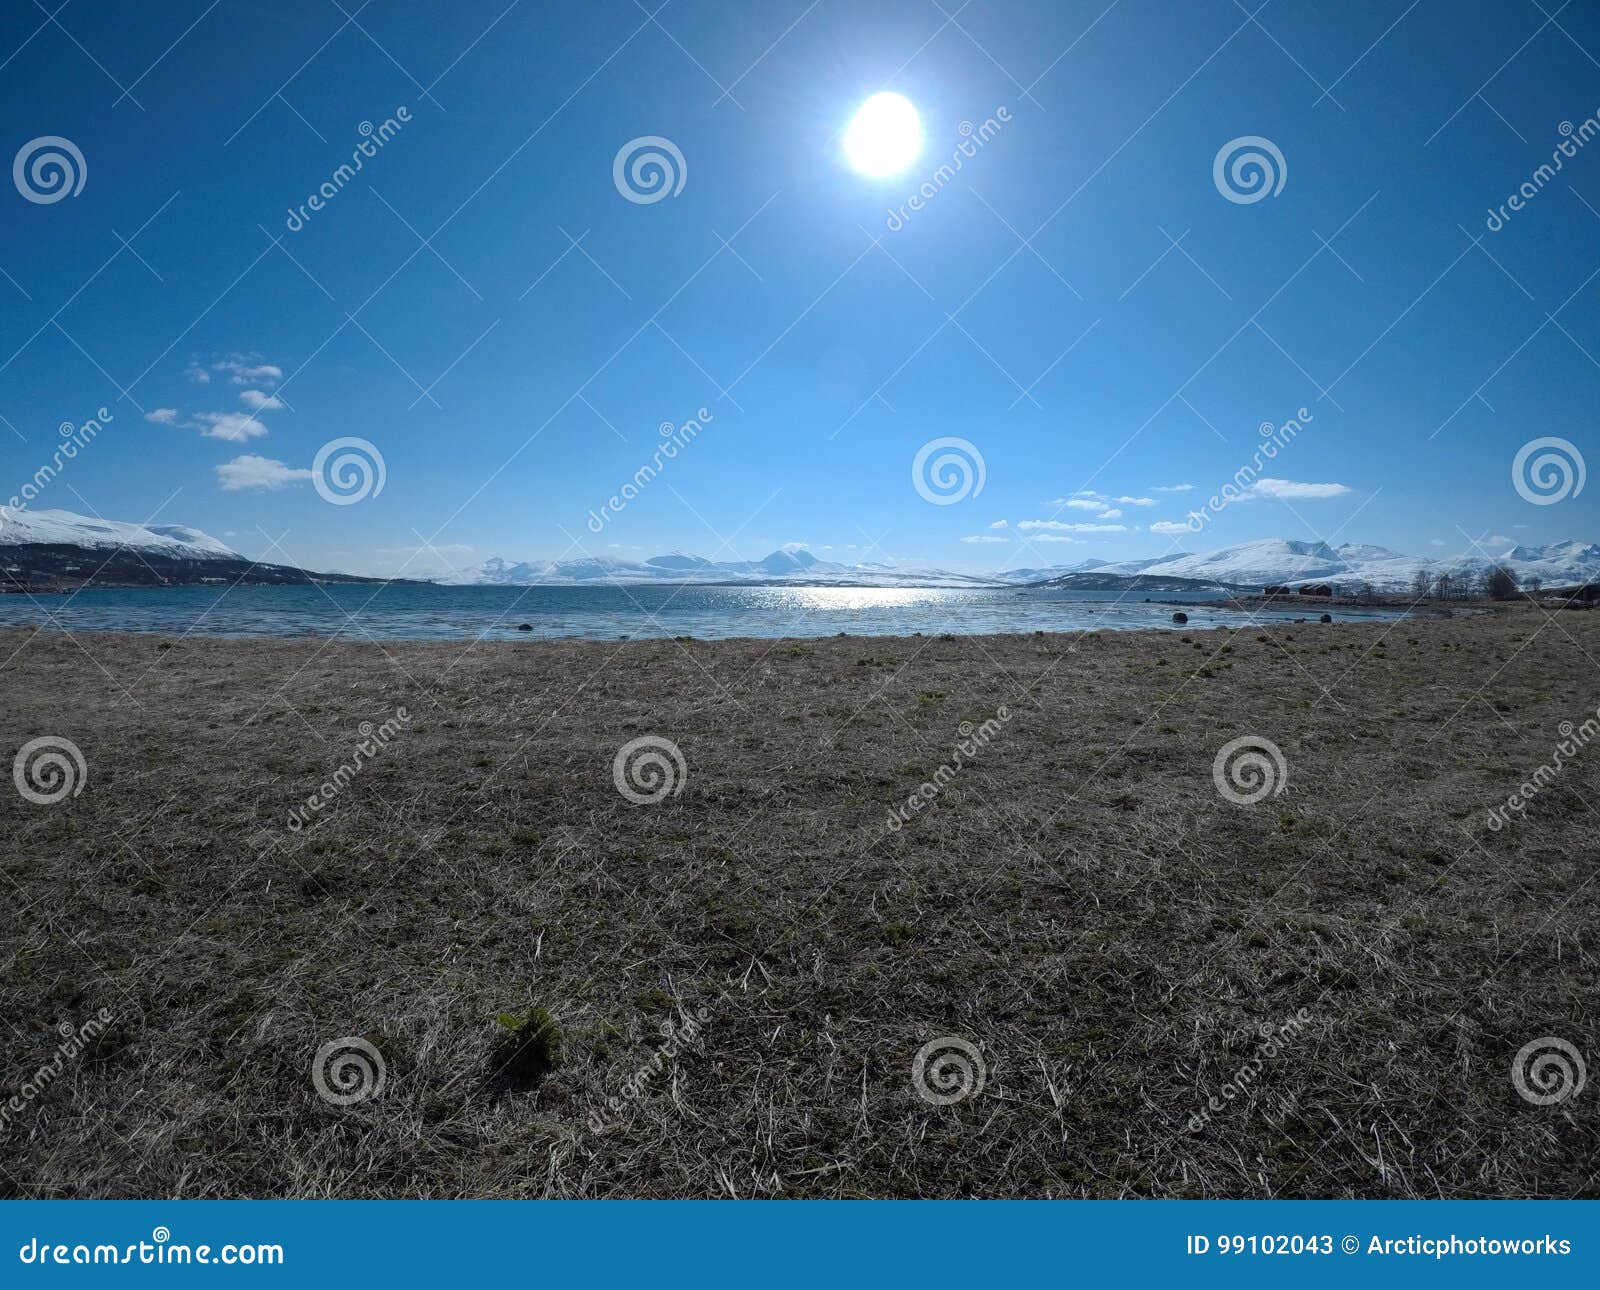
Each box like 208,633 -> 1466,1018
843,92 -> 922,178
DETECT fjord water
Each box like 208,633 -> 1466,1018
0,583 -> 1407,640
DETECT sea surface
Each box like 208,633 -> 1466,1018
0,583 -> 1409,641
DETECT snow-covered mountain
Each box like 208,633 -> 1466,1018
0,507 -> 239,559
445,547 -> 999,588
0,506 -> 397,589
451,538 -> 1600,591
1085,538 -> 1600,592
991,555 -> 1187,584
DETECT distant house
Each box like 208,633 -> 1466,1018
1263,584 -> 1293,597
1300,583 -> 1334,597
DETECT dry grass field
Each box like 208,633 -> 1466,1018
1,605 -> 1597,1198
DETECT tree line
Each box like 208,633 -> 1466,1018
1408,566 -> 1530,600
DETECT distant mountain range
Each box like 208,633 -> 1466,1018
442,544 -> 998,588
0,507 -> 389,588
1043,538 -> 1600,593
448,536 -> 1600,593
4,508 -> 1598,594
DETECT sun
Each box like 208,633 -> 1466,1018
843,92 -> 922,178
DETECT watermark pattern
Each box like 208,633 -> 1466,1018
13,736 -> 87,805
1183,407 -> 1313,533
912,436 -> 986,505
911,1035 -> 987,1105
1212,135 -> 1286,204
884,108 -> 1011,231
587,407 -> 713,534
1486,113 -> 1600,232
313,436 -> 387,506
1212,735 -> 1289,806
285,108 -> 411,232
886,707 -> 1011,832
613,136 -> 686,204
1511,1036 -> 1586,1106
613,735 -> 687,804
1512,436 -> 1585,505
3,406 -> 113,520
13,135 -> 86,204
0,1010 -> 115,1134
311,1036 -> 387,1106
588,1005 -> 712,1133
1187,1009 -> 1314,1133
1486,708 -> 1597,831
287,708 -> 410,833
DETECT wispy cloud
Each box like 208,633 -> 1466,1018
183,362 -> 210,384
216,454 -> 312,490
961,534 -> 1009,544
1019,519 -> 1127,533
1149,521 -> 1191,535
1047,490 -> 1129,520
1115,495 -> 1156,506
987,518 -> 1009,529
1245,478 -> 1350,500
239,389 -> 285,411
143,408 -> 179,424
1153,483 -> 1193,492
213,356 -> 283,386
193,411 -> 268,442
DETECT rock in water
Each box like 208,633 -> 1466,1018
1171,611 -> 1188,624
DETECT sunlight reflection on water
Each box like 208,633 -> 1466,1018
0,583 -> 1408,641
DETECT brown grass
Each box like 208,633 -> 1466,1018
0,604 -> 1596,1198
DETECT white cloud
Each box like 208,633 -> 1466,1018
1031,534 -> 1085,544
213,357 -> 284,385
961,534 -> 1009,544
1488,534 -> 1512,545
987,519 -> 1009,530
183,363 -> 211,384
144,408 -> 179,424
1153,483 -> 1193,492
193,411 -> 268,442
1150,520 -> 1193,535
1019,520 -> 1127,533
1045,491 -> 1129,519
1115,496 -> 1157,506
239,389 -> 285,411
1247,478 -> 1350,500
1428,538 -> 1446,547
216,454 -> 312,490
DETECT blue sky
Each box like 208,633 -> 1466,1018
2,0 -> 1599,576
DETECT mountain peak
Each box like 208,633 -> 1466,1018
757,546 -> 819,574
